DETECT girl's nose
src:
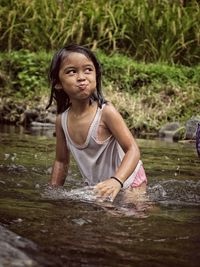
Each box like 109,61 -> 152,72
77,72 -> 86,81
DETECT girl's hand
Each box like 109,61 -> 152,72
94,178 -> 122,202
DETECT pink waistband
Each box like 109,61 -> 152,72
130,165 -> 147,188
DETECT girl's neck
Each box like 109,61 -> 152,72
69,100 -> 97,118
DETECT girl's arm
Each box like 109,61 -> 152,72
50,115 -> 70,186
95,103 -> 140,200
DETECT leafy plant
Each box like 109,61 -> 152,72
0,50 -> 51,98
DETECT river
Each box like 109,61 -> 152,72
0,125 -> 199,267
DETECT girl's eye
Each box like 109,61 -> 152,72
85,68 -> 93,73
66,69 -> 76,75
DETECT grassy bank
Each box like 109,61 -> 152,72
0,0 -> 199,65
0,50 -> 199,135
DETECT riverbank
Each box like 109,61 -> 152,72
0,50 -> 200,140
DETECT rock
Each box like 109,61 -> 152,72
45,113 -> 56,124
20,109 -> 39,125
159,122 -> 185,141
30,121 -> 55,128
159,122 -> 180,134
185,116 -> 200,140
172,127 -> 186,141
0,224 -> 38,267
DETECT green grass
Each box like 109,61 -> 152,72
0,50 -> 199,133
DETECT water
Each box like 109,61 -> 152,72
0,125 -> 199,267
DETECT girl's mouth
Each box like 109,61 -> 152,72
78,84 -> 88,90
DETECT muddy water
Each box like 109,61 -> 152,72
0,125 -> 199,267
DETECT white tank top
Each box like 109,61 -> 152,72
61,104 -> 142,189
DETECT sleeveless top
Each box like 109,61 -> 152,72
61,104 -> 144,189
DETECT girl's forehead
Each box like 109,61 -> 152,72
61,52 -> 94,66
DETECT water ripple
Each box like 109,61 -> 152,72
148,179 -> 200,206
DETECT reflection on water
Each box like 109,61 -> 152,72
0,125 -> 199,267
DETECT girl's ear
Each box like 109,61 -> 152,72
55,83 -> 62,90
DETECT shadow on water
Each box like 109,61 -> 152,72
0,125 -> 199,267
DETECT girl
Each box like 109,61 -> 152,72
47,44 -> 147,202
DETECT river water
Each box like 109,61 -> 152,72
0,125 -> 199,267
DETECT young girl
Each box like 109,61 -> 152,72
47,44 -> 147,202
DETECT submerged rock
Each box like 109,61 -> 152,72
0,225 -> 38,267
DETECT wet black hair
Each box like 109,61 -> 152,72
46,44 -> 107,113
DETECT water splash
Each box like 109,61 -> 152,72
41,185 -> 99,203
41,185 -> 152,218
41,178 -> 200,213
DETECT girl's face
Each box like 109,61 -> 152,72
57,52 -> 96,102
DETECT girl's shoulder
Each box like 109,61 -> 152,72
102,101 -> 118,114
101,102 -> 121,122
55,108 -> 69,125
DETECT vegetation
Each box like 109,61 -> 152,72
0,0 -> 199,65
0,0 -> 199,135
0,50 -> 199,133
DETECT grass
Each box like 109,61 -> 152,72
0,0 -> 199,65
0,50 -> 199,134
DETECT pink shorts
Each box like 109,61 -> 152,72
130,165 -> 147,188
